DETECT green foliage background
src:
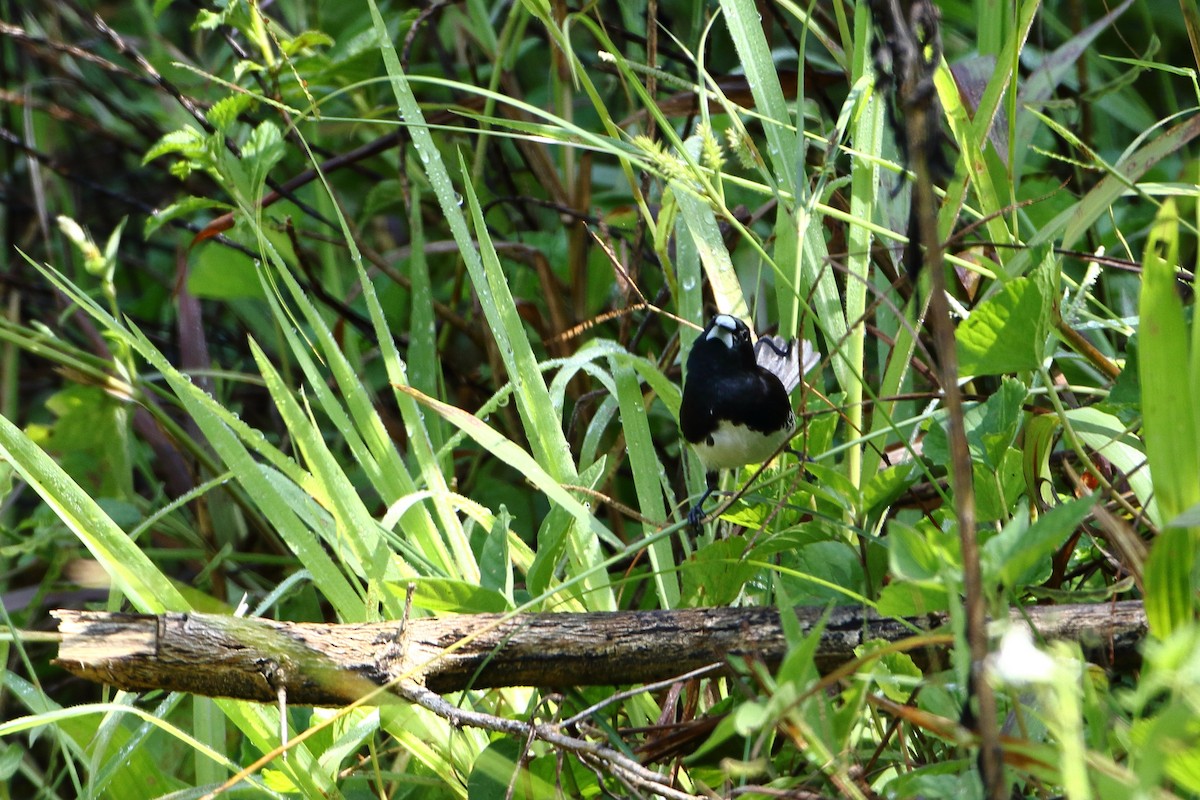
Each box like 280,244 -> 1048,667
1,0 -> 1199,797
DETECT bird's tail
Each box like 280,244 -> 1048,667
754,336 -> 819,394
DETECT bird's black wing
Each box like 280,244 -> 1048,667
681,368 -> 793,442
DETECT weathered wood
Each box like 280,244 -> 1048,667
53,601 -> 1146,704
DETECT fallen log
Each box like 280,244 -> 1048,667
52,601 -> 1146,705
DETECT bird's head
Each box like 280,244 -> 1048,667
696,314 -> 756,369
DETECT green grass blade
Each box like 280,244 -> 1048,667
0,412 -> 185,613
612,358 -> 679,607
845,0 -> 886,487
1139,200 -> 1199,522
255,265 -> 471,584
367,1 -> 619,610
675,184 -> 748,318
718,0 -> 798,197
1138,199 -> 1200,635
397,384 -> 620,608
368,2 -> 579,480
248,339 -> 417,595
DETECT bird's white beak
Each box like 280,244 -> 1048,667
707,314 -> 739,349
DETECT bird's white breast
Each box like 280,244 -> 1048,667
691,419 -> 791,471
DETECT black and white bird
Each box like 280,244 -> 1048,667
679,314 -> 818,529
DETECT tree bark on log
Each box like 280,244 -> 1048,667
52,601 -> 1146,705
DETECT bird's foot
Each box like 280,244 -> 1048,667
687,476 -> 718,533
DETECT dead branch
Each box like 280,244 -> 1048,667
53,601 -> 1145,705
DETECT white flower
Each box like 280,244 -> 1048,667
988,625 -> 1058,686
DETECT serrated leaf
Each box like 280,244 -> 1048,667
241,121 -> 285,192
206,94 -> 255,132
232,60 -> 266,81
143,128 -> 206,165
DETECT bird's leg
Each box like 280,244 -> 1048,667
688,471 -> 719,531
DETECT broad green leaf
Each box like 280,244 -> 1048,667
876,581 -> 950,616
857,640 -> 923,703
680,537 -> 758,607
26,385 -> 133,498
1022,412 -> 1061,508
983,495 -> 1098,590
862,463 -> 922,520
1066,407 -> 1156,525
404,577 -> 510,614
889,521 -> 950,585
957,275 -> 1049,375
925,378 -> 1025,468
779,539 -> 866,605
973,448 -> 1024,523
188,244 -> 264,299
